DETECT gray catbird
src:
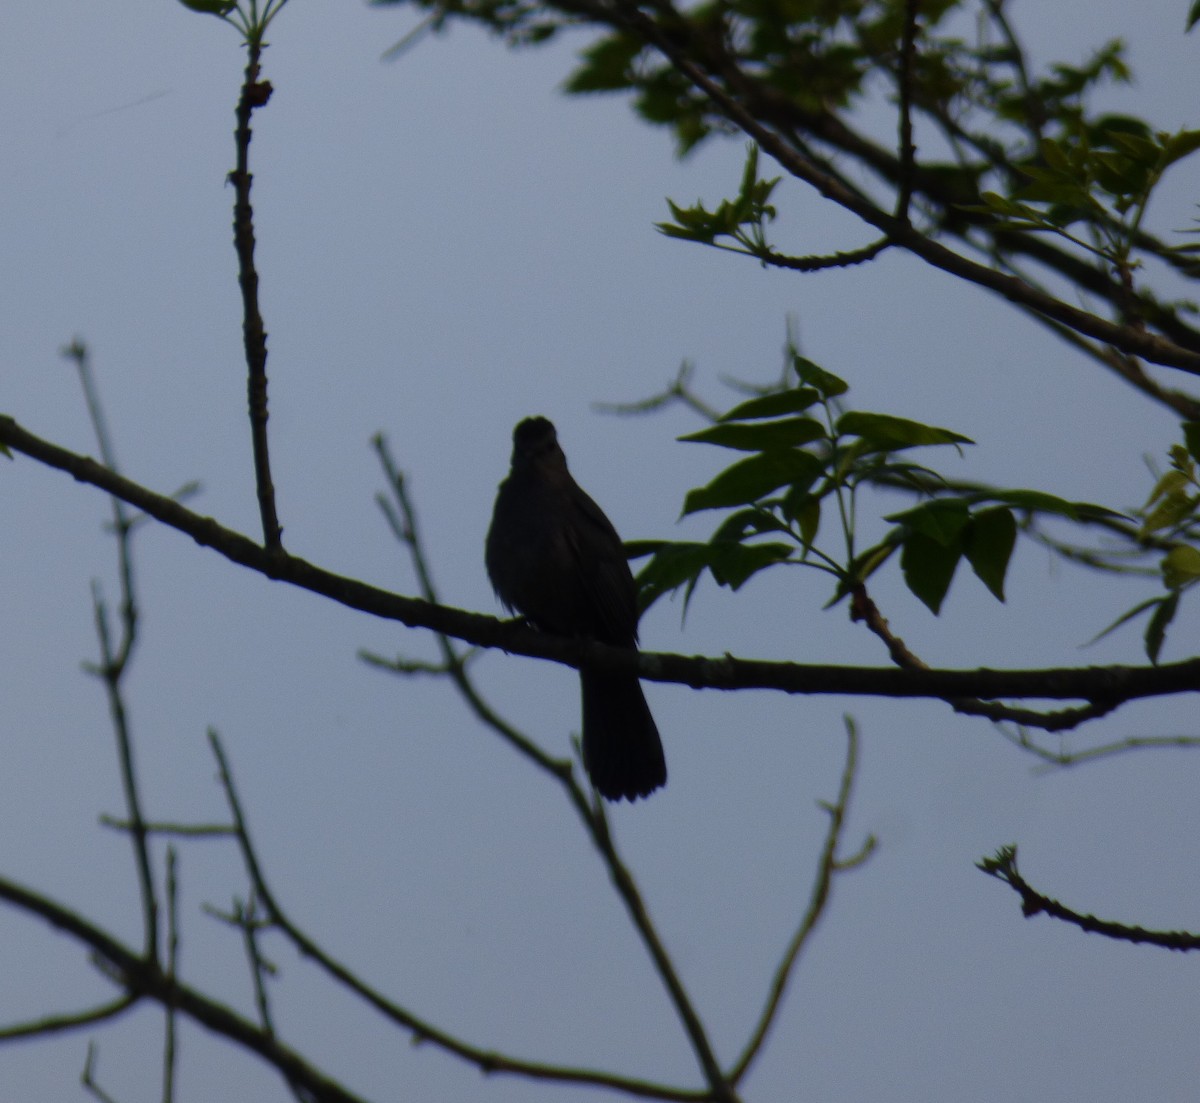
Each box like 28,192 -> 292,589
486,417 -> 667,801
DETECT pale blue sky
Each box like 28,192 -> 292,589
1,1 -> 1198,1100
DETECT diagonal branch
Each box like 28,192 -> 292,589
206,729 -> 712,1101
0,873 -> 370,1103
599,0 -> 1200,374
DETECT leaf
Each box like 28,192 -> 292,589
982,488 -> 1125,522
886,498 -> 971,545
718,389 -> 822,421
1144,468 -> 1190,507
963,507 -> 1017,601
900,530 -> 962,615
1145,591 -> 1180,663
634,542 -> 713,609
1085,594 -> 1168,647
1161,545 -> 1200,589
705,541 -> 794,589
1162,129 -> 1200,169
1188,0 -> 1200,32
176,0 -> 237,13
564,34 -> 643,94
793,495 -> 820,548
1141,486 -> 1197,536
633,539 -> 793,612
1182,421 -> 1200,463
837,411 -> 973,450
678,417 -> 825,451
710,508 -> 792,542
682,450 -> 824,514
791,356 -> 848,397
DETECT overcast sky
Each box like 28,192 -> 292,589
2,1 -> 1199,1100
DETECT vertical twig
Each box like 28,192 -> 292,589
895,0 -> 919,225
64,340 -> 137,672
162,846 -> 179,1103
230,36 -> 283,551
65,341 -> 159,964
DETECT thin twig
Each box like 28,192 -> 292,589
205,729 -> 708,1100
0,996 -> 136,1042
978,845 -> 1200,950
0,872 -> 369,1103
894,0 -> 919,224
230,38 -> 283,550
81,1042 -> 122,1103
64,343 -> 159,964
163,847 -> 179,1103
100,815 -> 237,838
729,719 -> 874,1084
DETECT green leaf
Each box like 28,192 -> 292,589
682,451 -> 824,514
981,488 -> 1125,522
710,508 -> 792,542
679,417 -> 825,451
838,411 -> 973,450
793,495 -> 820,548
900,530 -> 962,615
564,34 -> 643,94
1161,545 -> 1200,589
963,507 -> 1017,601
1188,0 -> 1200,32
634,542 -> 713,612
1162,129 -> 1200,169
633,539 -> 793,611
705,541 -> 794,589
718,389 -> 822,421
886,498 -> 971,545
791,356 -> 848,397
1085,595 -> 1167,647
176,0 -> 237,13
1145,591 -> 1180,663
1142,486 -> 1197,535
1182,421 -> 1200,463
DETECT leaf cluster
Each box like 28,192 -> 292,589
632,352 -> 1119,618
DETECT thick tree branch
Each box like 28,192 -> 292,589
2,414 -> 1198,708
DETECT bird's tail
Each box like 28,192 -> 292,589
580,670 -> 666,801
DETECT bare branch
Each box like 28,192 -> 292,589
729,719 -> 875,1085
229,41 -> 283,550
978,846 -> 1200,950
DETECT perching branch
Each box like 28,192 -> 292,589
2,413 -> 1198,711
